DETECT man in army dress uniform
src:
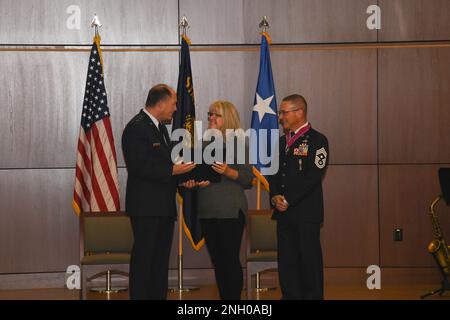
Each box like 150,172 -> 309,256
269,94 -> 329,300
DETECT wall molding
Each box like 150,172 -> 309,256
1,41 -> 450,53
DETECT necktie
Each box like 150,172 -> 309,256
158,123 -> 169,147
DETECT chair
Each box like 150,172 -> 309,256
246,209 -> 278,300
79,211 -> 133,300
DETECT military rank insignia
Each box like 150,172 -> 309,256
315,147 -> 328,169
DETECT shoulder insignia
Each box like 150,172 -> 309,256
315,147 -> 327,169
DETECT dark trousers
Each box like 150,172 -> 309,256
277,218 -> 323,300
129,216 -> 174,300
201,213 -> 245,300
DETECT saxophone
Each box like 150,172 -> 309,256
427,196 -> 450,275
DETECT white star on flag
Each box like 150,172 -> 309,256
252,93 -> 275,122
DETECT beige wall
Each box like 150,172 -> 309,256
1,0 -> 450,284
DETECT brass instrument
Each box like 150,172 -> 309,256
427,196 -> 450,274
421,195 -> 450,298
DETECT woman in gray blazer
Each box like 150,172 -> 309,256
196,100 -> 253,300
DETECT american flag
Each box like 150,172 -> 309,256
73,35 -> 120,214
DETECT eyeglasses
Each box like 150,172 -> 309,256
278,108 -> 299,116
207,112 -> 222,118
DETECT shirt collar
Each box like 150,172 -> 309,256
293,122 -> 309,134
142,108 -> 160,128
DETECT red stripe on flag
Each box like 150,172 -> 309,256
103,119 -> 121,210
77,135 -> 92,177
103,117 -> 118,166
75,164 -> 91,206
91,169 -> 108,211
92,121 -> 120,210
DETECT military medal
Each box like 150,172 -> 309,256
285,123 -> 312,155
298,142 -> 309,156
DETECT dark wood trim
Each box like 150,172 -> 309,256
1,41 -> 450,53
80,211 -> 127,218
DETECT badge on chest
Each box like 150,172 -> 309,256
293,141 -> 309,157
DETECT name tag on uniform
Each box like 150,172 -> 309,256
152,142 -> 161,147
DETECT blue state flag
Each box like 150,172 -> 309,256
250,32 -> 279,175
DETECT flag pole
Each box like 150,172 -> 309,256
255,15 -> 268,212
178,197 -> 185,290
256,178 -> 261,210
169,15 -> 199,293
254,16 -> 276,293
83,14 -> 126,294
90,13 -> 102,38
259,15 -> 269,33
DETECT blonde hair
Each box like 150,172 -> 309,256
209,100 -> 242,135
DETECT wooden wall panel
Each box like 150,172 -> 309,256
379,165 -> 450,267
0,167 -> 216,273
271,49 -> 377,164
117,167 -> 127,212
190,49 -> 377,165
0,0 -> 179,44
0,169 -> 79,274
180,0 -> 377,44
104,51 -> 179,167
322,165 -> 379,267
0,52 -> 85,168
379,0 -> 450,41
190,50 -> 259,132
0,51 -> 179,168
379,48 -> 450,164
